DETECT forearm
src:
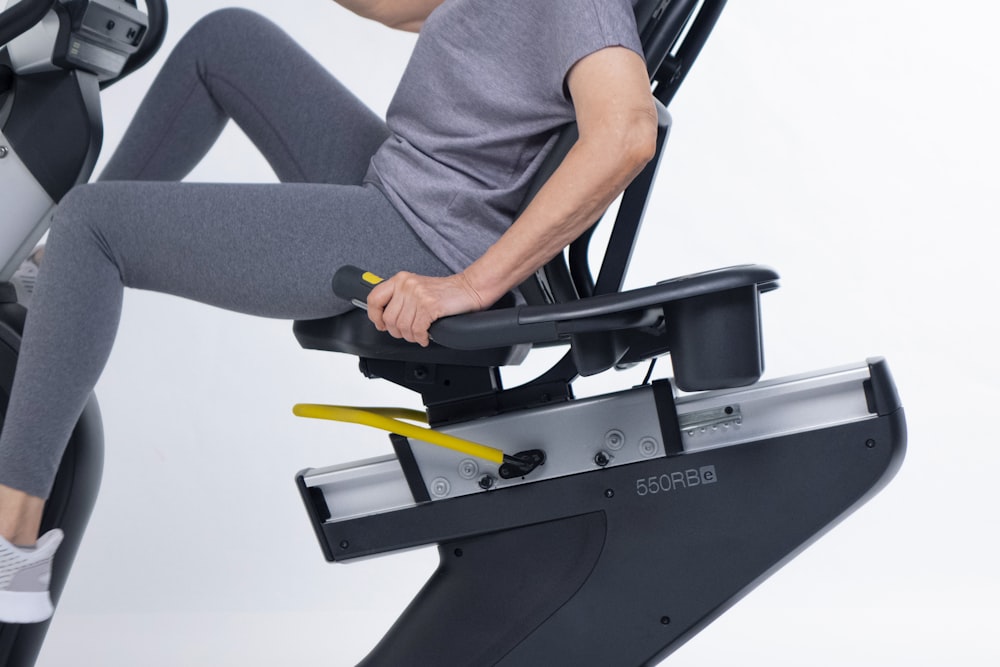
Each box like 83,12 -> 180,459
462,128 -> 655,306
331,0 -> 443,31
365,131 -> 653,347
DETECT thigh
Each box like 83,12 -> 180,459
102,8 -> 389,186
53,181 -> 447,320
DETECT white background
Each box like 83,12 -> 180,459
32,0 -> 999,665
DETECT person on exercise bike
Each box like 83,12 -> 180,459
0,0 -> 655,623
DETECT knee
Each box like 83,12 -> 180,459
51,184 -> 96,229
45,184 -> 131,278
182,8 -> 278,50
48,184 -> 114,244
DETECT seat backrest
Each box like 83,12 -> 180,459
518,0 -> 727,306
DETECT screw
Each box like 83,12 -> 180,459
458,459 -> 479,480
660,616 -> 672,626
594,451 -> 610,467
639,437 -> 659,458
604,489 -> 615,499
339,540 -> 350,550
478,475 -> 495,490
431,477 -> 451,498
0,146 -> 8,159
605,429 -> 626,451
866,439 -> 877,449
453,548 -> 464,558
413,366 -> 428,380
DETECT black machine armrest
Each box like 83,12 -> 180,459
428,265 -> 778,350
329,264 -> 778,390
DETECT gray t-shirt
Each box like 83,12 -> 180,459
365,0 -> 643,273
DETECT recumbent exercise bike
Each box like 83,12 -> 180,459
292,1 -> 906,664
0,1 -> 906,665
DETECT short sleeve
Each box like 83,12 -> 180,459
547,0 -> 645,95
369,0 -> 647,272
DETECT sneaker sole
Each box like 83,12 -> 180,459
0,590 -> 54,624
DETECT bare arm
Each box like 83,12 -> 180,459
332,0 -> 445,31
462,47 -> 657,306
368,46 -> 658,345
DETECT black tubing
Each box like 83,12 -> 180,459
0,0 -> 54,49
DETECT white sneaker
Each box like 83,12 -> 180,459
0,529 -> 63,624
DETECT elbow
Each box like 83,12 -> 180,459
631,107 -> 660,169
578,113 -> 658,188
625,135 -> 656,176
616,109 -> 659,177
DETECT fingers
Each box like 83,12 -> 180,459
366,272 -> 435,347
366,272 -> 486,347
366,276 -> 394,332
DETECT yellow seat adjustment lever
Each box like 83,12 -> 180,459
293,404 -> 545,478
293,404 -> 504,464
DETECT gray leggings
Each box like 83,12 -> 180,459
0,8 -> 449,498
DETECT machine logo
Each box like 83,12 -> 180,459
635,465 -> 718,497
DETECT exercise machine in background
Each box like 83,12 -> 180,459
0,1 -> 166,664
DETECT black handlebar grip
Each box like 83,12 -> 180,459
332,265 -> 383,310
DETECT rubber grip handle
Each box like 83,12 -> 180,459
332,265 -> 383,309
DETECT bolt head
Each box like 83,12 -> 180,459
458,459 -> 479,480
605,429 -> 626,451
638,437 -> 659,458
431,477 -> 452,498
